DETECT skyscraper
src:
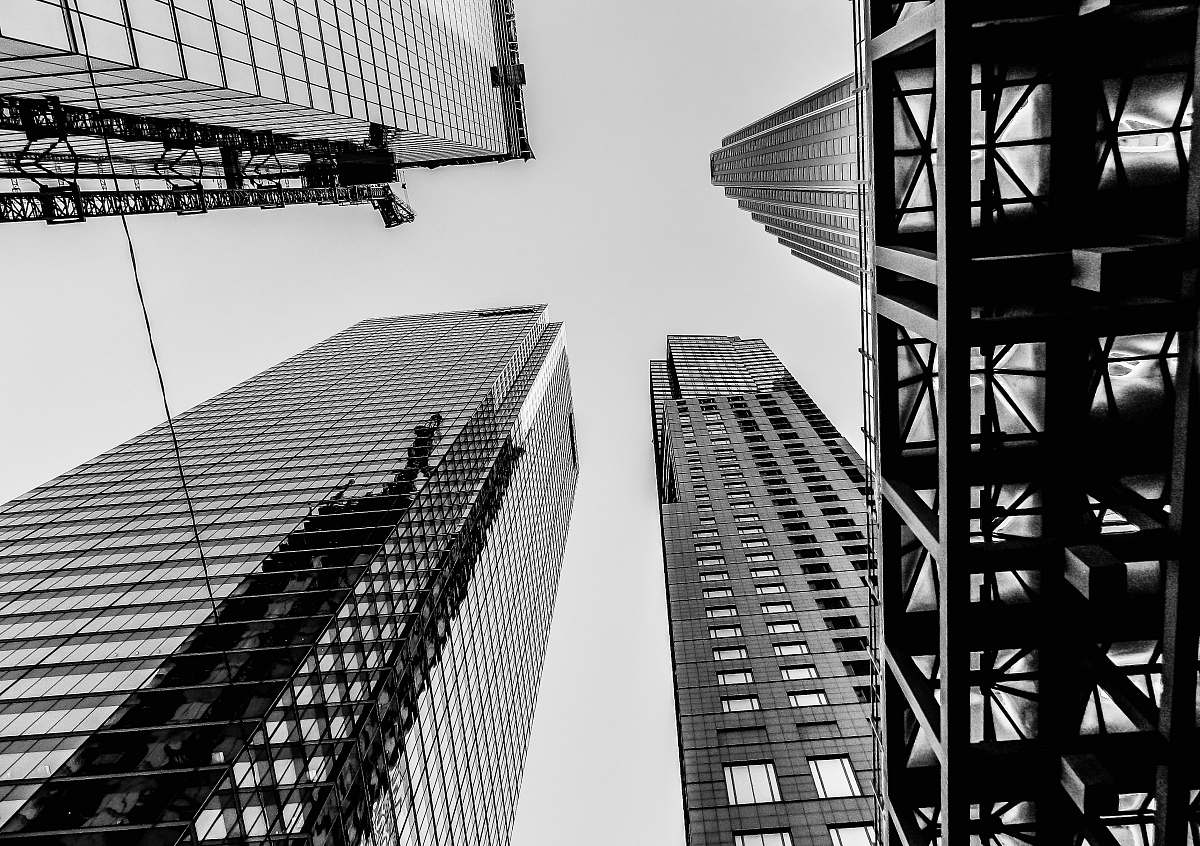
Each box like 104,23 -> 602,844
0,0 -> 532,225
710,77 -> 863,285
853,2 -> 1199,844
652,335 -> 875,846
0,305 -> 577,846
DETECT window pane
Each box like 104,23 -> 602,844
810,757 -> 861,798
735,833 -> 794,846
721,696 -> 761,713
828,826 -> 874,846
789,691 -> 829,707
723,763 -> 781,804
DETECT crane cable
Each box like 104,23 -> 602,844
66,6 -> 278,831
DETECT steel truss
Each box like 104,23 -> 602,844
0,93 -> 416,226
856,2 -> 1200,844
0,183 -> 414,226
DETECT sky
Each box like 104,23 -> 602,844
0,1 -> 858,844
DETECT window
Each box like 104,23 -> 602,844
761,602 -> 794,614
854,685 -> 875,704
809,579 -> 839,591
828,826 -> 875,846
714,646 -> 749,661
746,553 -> 776,562
735,514 -> 760,523
729,491 -> 751,499
774,642 -> 809,656
736,832 -> 794,846
822,507 -> 849,516
712,438 -> 731,445
723,763 -> 780,804
834,636 -> 870,652
732,502 -> 755,510
809,756 -> 861,798
755,583 -> 786,595
750,567 -> 781,578
699,517 -> 716,525
801,562 -> 833,574
706,606 -> 738,618
844,660 -> 872,676
725,481 -> 747,489
782,665 -> 818,680
789,691 -> 829,707
695,543 -> 722,552
698,556 -> 726,567
703,587 -> 734,599
767,621 -> 803,634
710,625 -> 743,639
817,597 -> 850,610
738,526 -> 765,535
718,670 -> 754,685
700,572 -> 729,582
693,529 -> 718,538
742,540 -> 770,549
721,696 -> 761,713
825,615 -> 861,630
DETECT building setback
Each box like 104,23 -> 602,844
652,335 -> 875,846
854,1 -> 1200,844
710,77 -> 862,285
0,305 -> 577,846
0,0 -> 532,224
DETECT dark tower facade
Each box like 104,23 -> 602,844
0,306 -> 577,846
652,335 -> 876,846
0,0 -> 532,225
854,2 -> 1200,844
710,77 -> 863,285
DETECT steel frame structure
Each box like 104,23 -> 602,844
0,93 -> 417,226
856,2 -> 1200,844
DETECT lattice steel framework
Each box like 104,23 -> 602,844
856,2 -> 1200,844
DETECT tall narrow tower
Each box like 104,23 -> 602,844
0,305 -> 577,846
0,0 -> 532,224
652,335 -> 875,846
710,77 -> 863,285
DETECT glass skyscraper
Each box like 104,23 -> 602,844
710,77 -> 862,285
0,305 -> 577,846
652,336 -> 875,846
0,0 -> 532,223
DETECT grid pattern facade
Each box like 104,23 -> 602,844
710,77 -> 862,285
652,336 -> 876,846
854,2 -> 1200,844
0,305 -> 577,846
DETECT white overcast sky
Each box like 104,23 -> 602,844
0,1 -> 857,844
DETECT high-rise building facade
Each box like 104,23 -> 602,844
0,305 -> 577,846
710,77 -> 862,285
852,2 -> 1200,844
652,335 -> 876,846
0,0 -> 532,224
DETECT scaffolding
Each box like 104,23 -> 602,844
857,1 -> 1199,843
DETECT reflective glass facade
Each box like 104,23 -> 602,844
0,0 -> 526,158
0,305 -> 577,846
711,77 -> 862,285
652,336 -> 875,846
